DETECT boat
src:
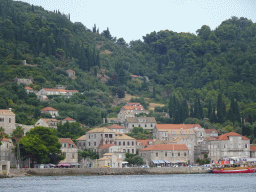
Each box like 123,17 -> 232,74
212,167 -> 255,174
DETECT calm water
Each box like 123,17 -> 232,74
1,173 -> 256,192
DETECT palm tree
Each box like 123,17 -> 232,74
12,126 -> 24,169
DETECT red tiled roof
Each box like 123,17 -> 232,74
123,106 -> 135,110
1,138 -> 11,142
216,132 -> 249,140
136,139 -> 155,146
41,107 -> 58,111
99,144 -> 117,149
250,145 -> 256,151
205,129 -> 218,133
43,88 -> 59,91
59,138 -> 77,148
140,144 -> 188,151
63,117 -> 75,121
67,69 -> 75,72
108,124 -> 125,129
66,90 -> 79,93
131,75 -> 139,78
25,86 -> 33,90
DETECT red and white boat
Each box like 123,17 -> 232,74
212,168 -> 255,174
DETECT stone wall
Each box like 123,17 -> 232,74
25,167 -> 210,176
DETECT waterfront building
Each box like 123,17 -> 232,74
76,135 -> 86,151
0,109 -> 16,135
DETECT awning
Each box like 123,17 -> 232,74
152,160 -> 160,164
70,163 -> 80,166
158,160 -> 165,164
122,161 -> 129,164
164,160 -> 170,163
57,163 -> 71,166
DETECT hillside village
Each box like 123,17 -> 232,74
1,101 -> 256,169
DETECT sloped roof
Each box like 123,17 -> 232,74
123,106 -> 135,110
63,117 -> 76,121
0,109 -> 15,116
99,144 -> 117,149
250,145 -> 256,151
98,156 -> 110,161
66,90 -> 79,93
136,139 -> 155,146
67,69 -> 75,72
76,135 -> 86,141
126,117 -> 156,123
25,86 -> 33,90
87,127 -> 114,133
108,124 -> 125,129
216,132 -> 249,140
140,144 -> 188,151
115,133 -> 135,140
155,124 -> 202,130
41,118 -> 58,123
166,128 -> 195,135
205,129 -> 218,133
59,138 -> 77,148
1,138 -> 11,142
41,107 -> 58,111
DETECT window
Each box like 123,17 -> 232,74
9,118 -> 11,123
72,154 -> 75,159
156,152 -> 158,157
105,134 -> 108,138
114,141 -> 117,145
62,152 -> 66,157
132,142 -> 134,146
94,142 -> 96,146
132,124 -> 134,127
83,142 -> 86,146
94,134 -> 96,139
165,152 -> 167,157
123,142 -> 125,146
181,131 -> 185,134
151,124 -> 153,127
245,144 -> 248,148
89,135 -> 90,139
88,142 -> 90,146
127,142 -> 130,146
64,143 -> 67,147
184,152 -> 186,156
200,132 -> 203,136
145,124 -> 147,127
71,144 -> 74,148
223,144 -> 226,148
0,118 -> 4,122
139,124 -> 141,127
123,149 -> 126,153
172,153 -> 174,156
127,149 -> 130,153
119,142 -> 121,146
109,134 -> 112,138
132,149 -> 134,153
91,134 -> 93,138
178,152 -> 180,156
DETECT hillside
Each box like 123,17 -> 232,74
1,1 -> 256,142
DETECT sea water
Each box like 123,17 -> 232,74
1,173 -> 256,192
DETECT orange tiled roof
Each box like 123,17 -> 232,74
41,118 -> 58,123
66,90 -> 79,93
250,145 -> 256,151
205,129 -> 218,133
156,124 -> 201,130
108,124 -> 125,129
99,144 -> 117,149
59,138 -> 77,148
67,69 -> 75,72
41,107 -> 58,111
43,88 -> 59,91
63,117 -> 75,121
1,138 -> 11,142
140,144 -> 188,151
216,132 -> 249,140
25,86 -> 33,90
123,106 -> 135,110
136,139 -> 155,146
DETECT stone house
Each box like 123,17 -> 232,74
0,109 -> 16,135
207,132 -> 250,162
114,133 -> 136,154
117,103 -> 149,123
66,69 -> 76,79
14,76 -> 33,85
250,145 -> 256,158
86,128 -> 115,152
124,117 -> 156,132
136,139 -> 155,150
24,86 -> 34,94
35,118 -> 58,129
98,143 -> 117,158
37,88 -> 79,100
139,144 -> 189,166
76,135 -> 86,151
61,117 -> 76,124
40,107 -> 59,117
97,153 -> 124,168
107,124 -> 127,133
59,138 -> 79,167
205,129 -> 218,138
0,138 -> 12,161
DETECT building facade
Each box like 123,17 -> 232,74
124,117 -> 156,132
0,109 -> 16,135
59,138 -> 79,166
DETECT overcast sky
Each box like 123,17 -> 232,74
16,0 -> 256,43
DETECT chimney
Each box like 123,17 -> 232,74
9,108 -> 12,111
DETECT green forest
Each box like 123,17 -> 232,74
1,0 -> 256,143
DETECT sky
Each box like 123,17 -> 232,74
16,0 -> 256,43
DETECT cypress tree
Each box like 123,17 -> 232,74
208,100 -> 212,118
217,93 -> 225,123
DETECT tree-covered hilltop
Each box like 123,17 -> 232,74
1,1 -> 256,142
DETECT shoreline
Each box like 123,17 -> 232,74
7,167 -> 211,177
